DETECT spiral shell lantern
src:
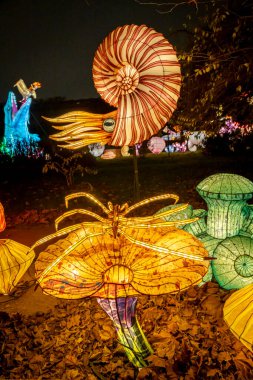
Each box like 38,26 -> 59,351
47,25 -> 181,149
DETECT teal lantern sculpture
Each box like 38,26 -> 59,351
196,173 -> 253,239
155,173 -> 253,290
241,205 -> 253,238
183,209 -> 207,237
155,203 -> 193,224
156,206 -> 212,286
156,204 -> 207,238
197,233 -> 223,286
212,236 -> 253,290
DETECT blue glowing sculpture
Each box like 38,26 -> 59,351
1,82 -> 41,156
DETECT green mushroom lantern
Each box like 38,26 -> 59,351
196,173 -> 253,240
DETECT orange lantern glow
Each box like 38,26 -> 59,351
35,227 -> 209,299
0,239 -> 35,295
32,193 -> 209,367
100,150 -> 116,160
224,282 -> 253,351
0,202 -> 6,232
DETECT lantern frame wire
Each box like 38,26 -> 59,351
31,192 -> 211,287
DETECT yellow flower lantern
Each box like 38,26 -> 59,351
224,282 -> 253,351
32,193 -> 210,367
0,239 -> 35,295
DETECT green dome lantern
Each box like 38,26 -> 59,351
197,232 -> 223,286
212,236 -> 253,290
196,173 -> 253,239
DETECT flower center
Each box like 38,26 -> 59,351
116,65 -> 139,95
103,265 -> 133,284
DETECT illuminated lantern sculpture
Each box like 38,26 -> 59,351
156,203 -> 193,225
88,143 -> 105,157
156,204 -> 207,237
224,282 -> 253,351
0,81 -> 41,157
0,239 -> 35,295
242,205 -> 253,238
165,144 -> 175,153
0,203 -> 6,232
44,24 -> 181,149
147,136 -> 166,154
212,236 -> 253,290
121,146 -> 130,157
156,204 -> 213,286
14,79 -> 41,102
155,174 -> 253,290
32,193 -> 209,368
196,233 -> 222,286
183,209 -> 207,237
100,150 -> 116,160
196,173 -> 253,239
187,131 -> 206,152
0,202 -> 35,295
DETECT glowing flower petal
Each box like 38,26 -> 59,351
0,239 -> 35,295
224,283 -> 253,351
35,227 -> 208,299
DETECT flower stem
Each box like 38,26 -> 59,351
97,296 -> 153,368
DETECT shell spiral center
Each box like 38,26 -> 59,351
116,65 -> 139,95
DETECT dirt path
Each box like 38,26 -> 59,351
0,223 -> 59,315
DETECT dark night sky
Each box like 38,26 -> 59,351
0,0 -> 195,103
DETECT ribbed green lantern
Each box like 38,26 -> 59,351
197,232 -> 222,286
183,209 -> 207,237
196,173 -> 253,239
155,203 -> 193,225
241,205 -> 253,238
212,236 -> 253,290
156,205 -> 211,286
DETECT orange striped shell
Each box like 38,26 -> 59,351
93,24 -> 181,146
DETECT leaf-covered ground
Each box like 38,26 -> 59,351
1,152 -> 253,379
1,283 -> 253,379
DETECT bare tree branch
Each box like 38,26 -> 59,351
133,0 -> 197,13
